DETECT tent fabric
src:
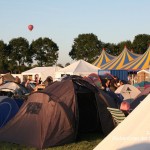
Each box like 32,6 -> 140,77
21,66 -> 61,81
136,69 -> 150,83
3,73 -> 15,82
0,78 -> 117,149
0,92 -> 74,149
0,98 -> 19,128
121,46 -> 150,70
55,60 -> 99,78
100,46 -> 140,70
138,86 -> 150,96
130,87 -> 150,109
93,49 -> 116,68
43,78 -> 117,134
0,82 -> 29,96
83,73 -> 102,89
94,94 -> 150,150
0,96 -> 8,102
115,84 -> 141,101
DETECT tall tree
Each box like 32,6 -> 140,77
0,40 -> 9,72
31,37 -> 59,66
103,43 -> 118,56
8,37 -> 30,67
117,40 -> 133,52
69,33 -> 102,63
132,34 -> 150,54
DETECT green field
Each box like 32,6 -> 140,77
0,133 -> 104,150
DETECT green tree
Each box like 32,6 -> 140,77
69,33 -> 102,63
7,60 -> 18,73
117,40 -> 133,52
132,34 -> 150,54
103,43 -> 118,56
8,37 -> 30,69
31,37 -> 59,66
0,40 -> 9,72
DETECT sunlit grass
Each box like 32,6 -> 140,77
0,133 -> 103,150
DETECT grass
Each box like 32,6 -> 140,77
0,133 -> 104,150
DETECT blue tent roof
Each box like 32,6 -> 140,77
0,97 -> 19,128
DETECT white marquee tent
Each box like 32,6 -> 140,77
55,60 -> 99,80
21,67 -> 61,82
94,94 -> 150,150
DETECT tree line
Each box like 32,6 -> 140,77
0,34 -> 149,73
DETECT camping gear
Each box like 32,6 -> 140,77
0,97 -> 19,128
107,107 -> 126,126
0,78 -> 117,149
115,84 -> 141,101
0,82 -> 29,97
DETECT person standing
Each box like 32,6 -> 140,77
110,76 -> 119,92
38,77 -> 42,84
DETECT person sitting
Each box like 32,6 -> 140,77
120,101 -> 131,116
45,76 -> 53,87
15,76 -> 21,84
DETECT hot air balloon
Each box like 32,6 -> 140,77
28,25 -> 33,31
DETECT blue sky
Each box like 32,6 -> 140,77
0,0 -> 150,66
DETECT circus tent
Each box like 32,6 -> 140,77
120,45 -> 150,70
92,48 -> 116,68
100,46 -> 140,70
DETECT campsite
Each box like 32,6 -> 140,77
0,1 -> 150,149
0,51 -> 149,149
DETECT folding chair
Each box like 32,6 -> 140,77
107,107 -> 126,126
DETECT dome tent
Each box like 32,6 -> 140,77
0,78 -> 117,149
0,82 -> 29,97
0,97 -> 19,128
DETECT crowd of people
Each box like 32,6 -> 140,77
12,75 -> 53,92
101,75 -> 132,116
102,76 -> 126,92
21,75 -> 53,92
0,73 -> 136,116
